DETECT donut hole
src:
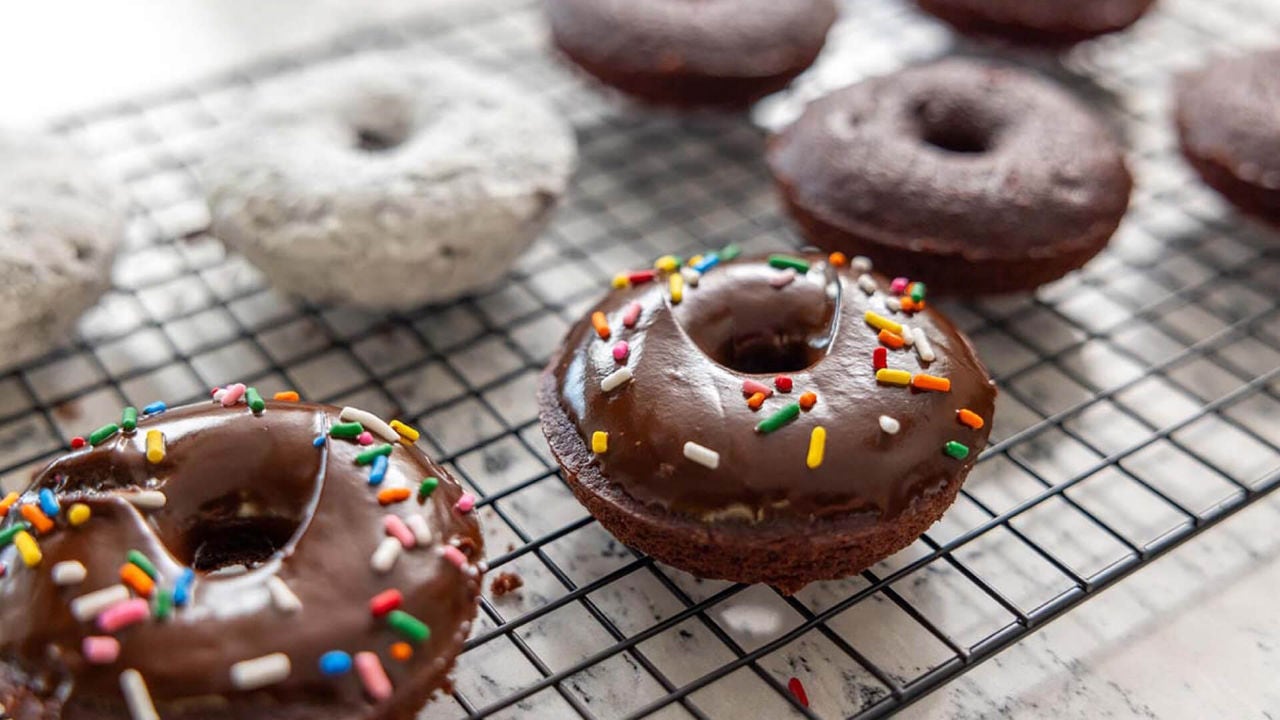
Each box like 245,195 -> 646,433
187,516 -> 302,572
909,97 -> 998,155
354,127 -> 407,153
714,333 -> 824,374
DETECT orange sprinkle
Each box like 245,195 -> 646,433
878,329 -> 906,350
273,391 -> 300,402
912,374 -> 951,393
957,409 -> 985,429
828,252 -> 847,267
390,642 -> 413,662
378,488 -> 412,506
120,563 -> 155,597
900,297 -> 919,312
591,311 -> 611,340
746,391 -> 767,410
799,392 -> 817,411
0,492 -> 18,517
20,504 -> 54,534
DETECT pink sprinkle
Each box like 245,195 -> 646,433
220,383 -> 246,407
612,341 -> 630,363
455,493 -> 476,513
383,514 -> 416,549
0,562 -> 6,578
770,269 -> 797,288
775,376 -> 794,393
97,598 -> 150,633
212,388 -> 228,403
742,379 -> 773,398
357,431 -> 374,446
83,636 -> 121,664
890,277 -> 909,294
355,651 -> 393,701
622,302 -> 643,328
442,545 -> 468,569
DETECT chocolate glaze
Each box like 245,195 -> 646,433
550,253 -> 995,524
915,0 -> 1156,45
0,401 -> 483,718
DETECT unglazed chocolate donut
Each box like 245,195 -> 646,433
915,0 -> 1156,45
0,391 -> 483,720
539,249 -> 996,593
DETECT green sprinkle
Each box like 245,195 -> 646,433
121,407 -> 138,432
0,522 -> 32,547
419,477 -> 440,499
329,422 -> 364,439
944,441 -> 970,460
386,610 -> 431,644
755,403 -> 801,434
152,588 -> 172,620
89,423 -> 120,446
355,444 -> 394,466
127,549 -> 158,579
910,282 -> 926,303
719,243 -> 742,261
246,387 -> 265,414
767,254 -> 810,273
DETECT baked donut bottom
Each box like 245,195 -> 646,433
1176,147 -> 1280,228
915,0 -> 1157,45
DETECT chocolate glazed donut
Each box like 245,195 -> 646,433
0,399 -> 483,720
539,251 -> 996,593
768,59 -> 1133,295
915,0 -> 1157,45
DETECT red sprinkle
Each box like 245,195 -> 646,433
742,379 -> 773,398
369,589 -> 403,617
774,376 -> 793,393
622,302 -> 643,328
873,347 -> 887,370
70,437 -> 86,450
626,270 -> 657,285
612,341 -> 630,363
788,677 -> 809,708
0,562 -> 6,578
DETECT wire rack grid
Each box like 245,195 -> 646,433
2,0 -> 1279,718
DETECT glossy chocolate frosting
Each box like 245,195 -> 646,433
550,253 -> 996,524
0,401 -> 483,717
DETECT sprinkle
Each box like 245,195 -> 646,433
626,270 -> 657,285
442,545 -> 468,569
319,651 -> 353,676
383,514 -> 416,548
591,311 -> 611,340
355,651 -> 393,701
755,403 -> 801,434
0,522 -> 30,547
273,391 -> 300,402
68,503 -> 91,527
768,254 -> 811,273
357,431 -> 374,446
267,576 -> 302,613
21,503 -> 55,534
378,488 -> 412,505
693,254 -> 721,273
355,444 -> 394,466
405,514 -> 433,546
600,367 -> 634,393
912,374 -> 951,393
669,272 -> 684,304
151,589 -> 172,621
371,537 -> 402,574
89,423 -> 120,446
330,422 -> 364,439
121,407 -> 138,432
120,669 -> 159,720
873,347 -> 887,370
879,416 -> 901,434
120,564 -> 155,598
683,441 -> 720,469
38,488 -> 60,517
852,255 -> 873,272
654,255 -> 679,273
747,391 -> 767,410
770,269 -> 797,288
857,274 -> 877,294
622,301 -> 643,328
142,401 -> 167,415
98,598 -> 150,632
681,267 -> 702,287
612,273 -> 628,288
909,282 -> 927,303
173,568 -> 195,606
0,492 -> 17,517
610,342 -> 632,365
719,243 -> 742,261
456,493 -> 477,513
83,636 -> 120,665
890,277 -> 909,294
885,296 -> 902,312
789,677 -> 810,708
900,296 -> 921,312
944,441 -> 971,459
418,477 -> 439,499
122,491 -> 167,510
799,392 -> 817,410
53,560 -> 88,585
864,311 -> 903,335
878,329 -> 906,349
828,252 -> 847,267
16,529 -> 43,566
774,376 -> 794,393
875,369 -> 912,387
71,436 -> 87,449
145,430 -> 165,464
246,387 -> 265,414
127,550 -> 158,579
957,409 -> 985,429
592,431 -> 609,454
220,383 -> 246,407
389,420 -> 420,443
899,325 -> 914,346
340,407 -> 398,443
368,454 -> 390,486
390,642 -> 414,662
312,435 -> 325,448
230,653 -> 292,691
742,379 -> 774,398
387,610 -> 431,644
71,585 -> 131,621
912,327 -> 936,362
212,388 -> 228,404
806,427 -> 827,469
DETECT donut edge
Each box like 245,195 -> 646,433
914,0 -> 1158,46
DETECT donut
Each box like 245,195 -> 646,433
545,0 -> 838,108
767,60 -> 1133,295
1175,48 -> 1280,227
538,249 -> 996,593
200,58 -> 578,309
915,0 -> 1156,45
0,130 -> 124,371
0,390 -> 484,719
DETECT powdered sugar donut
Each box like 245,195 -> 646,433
200,59 -> 578,309
0,130 -> 125,371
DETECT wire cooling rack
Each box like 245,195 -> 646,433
2,0 -> 1279,717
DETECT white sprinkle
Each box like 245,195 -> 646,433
857,274 -> 877,295
886,296 -> 902,312
230,652 -> 292,690
71,585 -> 131,622
770,268 -> 797,288
406,514 -> 433,546
266,576 -> 302,614
371,537 -> 402,574
340,407 -> 398,443
680,267 -> 701,287
120,669 -> 159,720
912,327 -> 936,362
212,388 -> 229,404
600,367 -> 634,393
122,491 -> 167,510
879,416 -> 901,435
51,561 -> 87,586
900,323 -> 915,346
852,255 -> 873,273
683,441 -> 720,470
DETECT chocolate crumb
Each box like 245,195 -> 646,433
490,572 -> 523,597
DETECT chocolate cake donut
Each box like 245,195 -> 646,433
544,0 -> 838,108
767,59 -> 1133,295
915,0 -> 1157,45
1175,48 -> 1280,227
539,249 -> 996,593
0,391 -> 483,719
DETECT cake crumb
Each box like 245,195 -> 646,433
490,572 -> 523,598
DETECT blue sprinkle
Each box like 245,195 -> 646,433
319,650 -> 352,676
312,435 -> 325,448
369,454 -> 389,486
173,568 -> 195,606
38,488 -> 60,517
142,401 -> 167,415
692,253 -> 721,274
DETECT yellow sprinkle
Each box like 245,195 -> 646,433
389,420 -> 420,443
655,255 -> 679,273
688,255 -> 703,268
875,368 -> 912,386
14,530 -> 41,567
865,311 -> 903,336
68,503 -> 92,527
612,274 -> 629,289
806,427 -> 827,469
591,431 -> 609,454
669,273 -> 684,304
145,430 -> 165,464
